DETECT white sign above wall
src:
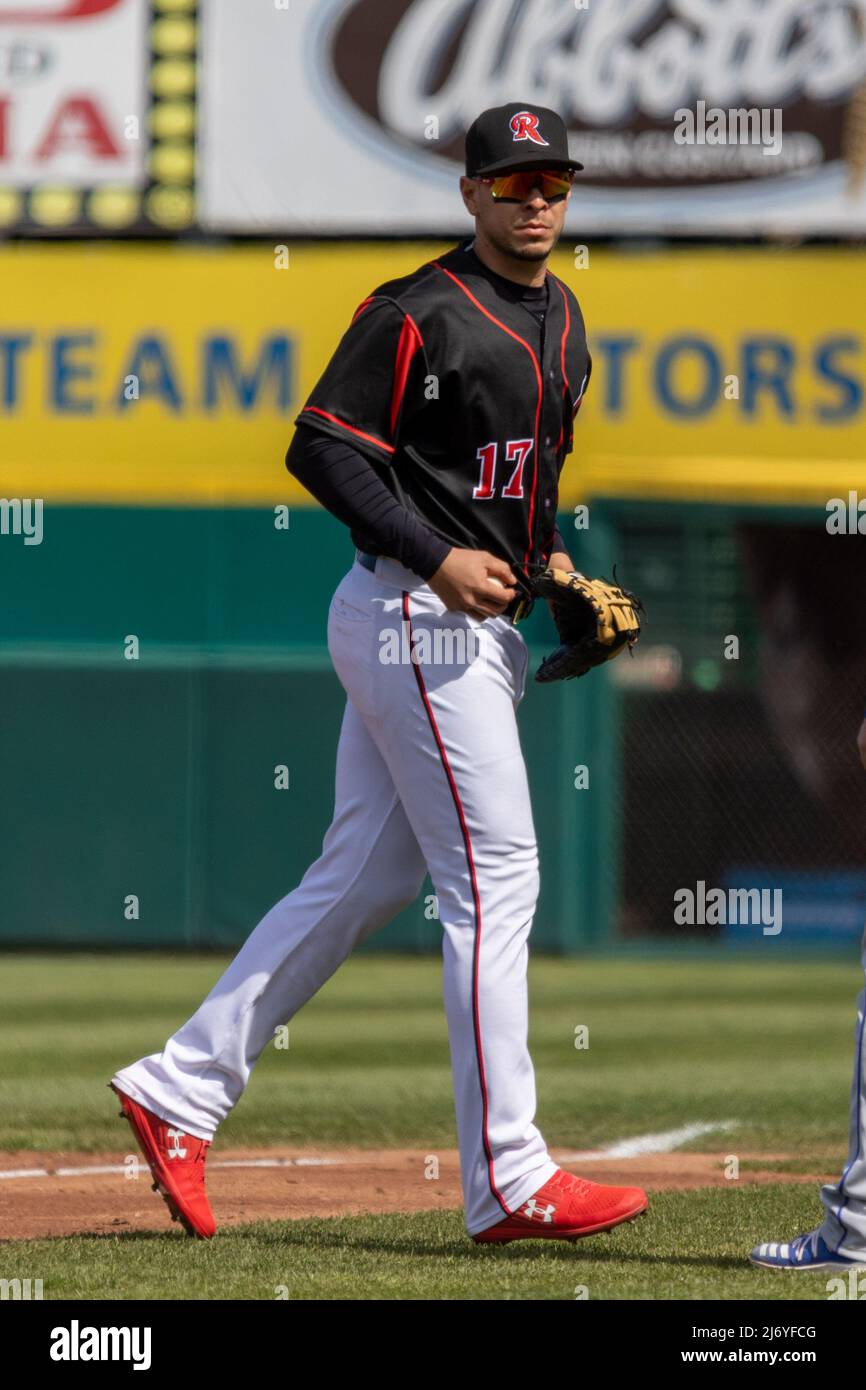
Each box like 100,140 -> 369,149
199,0 -> 866,236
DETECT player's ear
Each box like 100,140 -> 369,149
460,176 -> 479,216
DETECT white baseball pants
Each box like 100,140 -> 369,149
113,553 -> 557,1234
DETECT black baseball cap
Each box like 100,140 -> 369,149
465,103 -> 583,177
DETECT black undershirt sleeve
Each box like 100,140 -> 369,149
551,525 -> 569,557
285,424 -> 452,582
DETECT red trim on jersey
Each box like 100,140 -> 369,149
351,296 -> 375,324
390,313 -> 423,438
402,590 -> 512,1223
433,261 -> 543,570
299,406 -> 395,455
556,279 -> 571,395
348,297 -> 424,442
554,279 -> 570,453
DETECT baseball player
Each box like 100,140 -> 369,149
749,713 -> 866,1271
109,103 -> 648,1245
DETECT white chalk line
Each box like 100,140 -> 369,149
560,1121 -> 738,1162
0,1156 -> 355,1181
0,1123 -> 739,1182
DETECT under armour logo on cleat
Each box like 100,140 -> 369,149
521,1199 -> 556,1223
166,1128 -> 188,1159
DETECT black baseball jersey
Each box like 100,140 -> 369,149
295,239 -> 591,574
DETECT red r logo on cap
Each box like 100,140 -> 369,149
510,111 -> 549,146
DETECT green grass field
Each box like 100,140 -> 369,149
1,951 -> 863,1300
4,1189 -> 861,1302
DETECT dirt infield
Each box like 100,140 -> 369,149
0,1147 -> 838,1242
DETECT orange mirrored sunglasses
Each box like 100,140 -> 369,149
478,169 -> 575,202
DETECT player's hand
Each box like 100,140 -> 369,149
857,718 -> 866,771
545,547 -> 576,620
428,549 -> 517,619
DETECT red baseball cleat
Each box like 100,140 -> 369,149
109,1082 -> 216,1239
473,1168 -> 648,1244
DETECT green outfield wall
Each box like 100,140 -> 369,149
0,506 -> 617,953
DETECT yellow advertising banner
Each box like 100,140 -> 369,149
1,243 -> 863,506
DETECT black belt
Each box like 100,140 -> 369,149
356,551 -> 533,625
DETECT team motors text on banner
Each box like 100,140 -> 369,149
0,243 -> 863,506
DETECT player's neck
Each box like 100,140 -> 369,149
469,233 -> 549,288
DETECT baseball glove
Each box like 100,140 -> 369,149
530,568 -> 643,683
